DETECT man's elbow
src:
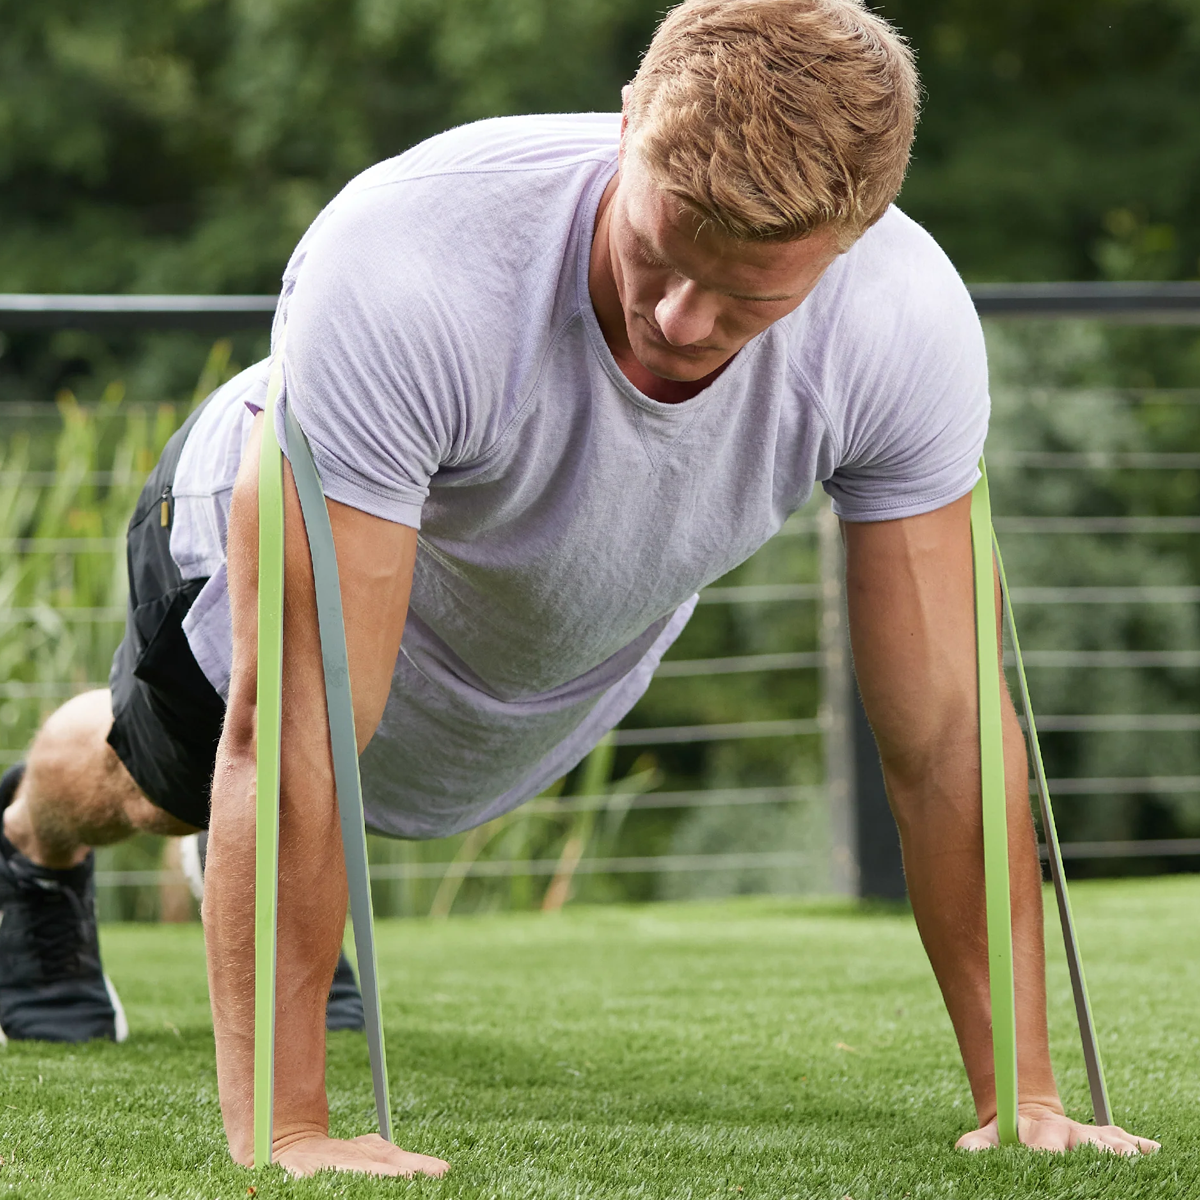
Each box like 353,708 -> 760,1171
873,695 -> 1024,836
210,687 -> 258,823
874,711 -> 981,827
203,710 -> 258,929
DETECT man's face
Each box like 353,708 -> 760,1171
608,152 -> 842,383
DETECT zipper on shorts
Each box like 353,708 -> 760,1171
159,483 -> 172,528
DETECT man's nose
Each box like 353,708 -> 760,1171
654,278 -> 716,347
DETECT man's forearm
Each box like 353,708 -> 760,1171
203,737 -> 348,1166
196,417 -> 435,1177
885,702 -> 1062,1124
844,503 -> 1156,1152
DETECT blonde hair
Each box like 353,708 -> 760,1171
625,0 -> 919,249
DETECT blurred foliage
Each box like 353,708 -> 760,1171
1,0 -> 1198,307
0,0 -> 656,296
883,0 -> 1200,282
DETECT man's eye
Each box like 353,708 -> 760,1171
637,241 -> 669,268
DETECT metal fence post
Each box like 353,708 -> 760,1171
820,502 -> 858,896
820,502 -> 907,901
851,683 -> 907,901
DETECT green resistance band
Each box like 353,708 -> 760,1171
254,360 -> 284,1170
254,368 -> 394,1168
971,466 -> 1018,1145
971,462 -> 1112,1147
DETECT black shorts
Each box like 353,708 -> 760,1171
106,400 -> 226,830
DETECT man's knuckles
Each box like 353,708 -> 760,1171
375,1150 -> 451,1178
349,1134 -> 450,1176
954,1127 -> 998,1151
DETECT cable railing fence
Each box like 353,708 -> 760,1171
3,284 -> 1200,913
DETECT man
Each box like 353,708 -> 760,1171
0,0 -> 1159,1177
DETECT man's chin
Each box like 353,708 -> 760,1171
633,342 -> 730,383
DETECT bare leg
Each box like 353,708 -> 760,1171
2,689 -> 200,870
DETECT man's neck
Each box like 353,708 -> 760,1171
588,175 -> 729,405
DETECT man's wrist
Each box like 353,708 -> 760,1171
976,1093 -> 1066,1126
272,1122 -> 332,1158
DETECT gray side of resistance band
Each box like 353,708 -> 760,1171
993,533 -> 1113,1126
283,399 -> 394,1143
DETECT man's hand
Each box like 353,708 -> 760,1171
956,1104 -> 1160,1155
273,1134 -> 450,1179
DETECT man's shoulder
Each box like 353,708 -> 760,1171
282,113 -> 617,321
782,206 -> 988,454
786,207 -> 983,384
826,207 -> 977,339
800,210 -> 989,519
356,113 -> 621,186
312,113 -> 620,234
275,116 -> 620,488
278,114 -> 617,382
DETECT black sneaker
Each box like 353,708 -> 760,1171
186,831 -> 365,1033
325,949 -> 366,1033
0,764 -> 127,1044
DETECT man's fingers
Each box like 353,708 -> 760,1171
350,1133 -> 451,1177
379,1149 -> 451,1177
954,1122 -> 999,1151
1084,1125 -> 1160,1156
1076,1127 -> 1138,1156
1021,1117 -> 1160,1157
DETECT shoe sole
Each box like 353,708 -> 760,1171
180,834 -> 205,905
105,974 -> 129,1043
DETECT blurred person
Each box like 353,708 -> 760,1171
0,0 -> 1159,1177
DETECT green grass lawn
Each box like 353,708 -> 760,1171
0,877 -> 1196,1199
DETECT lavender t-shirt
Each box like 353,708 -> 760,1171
170,113 -> 989,839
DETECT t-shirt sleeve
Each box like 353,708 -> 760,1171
819,236 -> 990,523
272,189 -> 466,530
